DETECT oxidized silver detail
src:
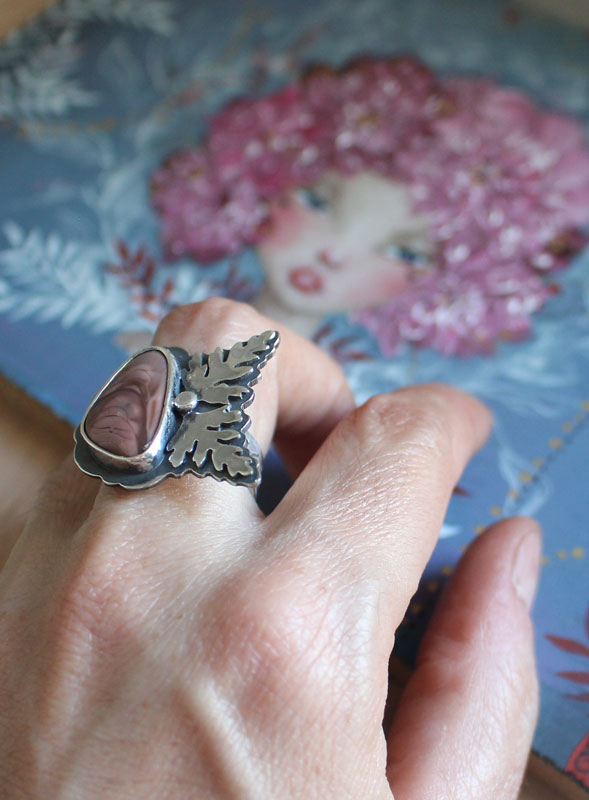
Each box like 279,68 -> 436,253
73,330 -> 280,490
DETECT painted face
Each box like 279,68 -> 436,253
257,171 -> 433,314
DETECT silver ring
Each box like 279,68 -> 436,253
73,330 -> 280,491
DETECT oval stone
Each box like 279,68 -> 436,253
84,350 -> 168,457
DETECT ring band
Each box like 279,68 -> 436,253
73,330 -> 280,491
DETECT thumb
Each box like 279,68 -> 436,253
386,518 -> 541,800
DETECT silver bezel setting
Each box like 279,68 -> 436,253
73,332 -> 279,491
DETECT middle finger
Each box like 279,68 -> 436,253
267,383 -> 492,651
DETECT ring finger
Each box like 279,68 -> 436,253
17,299 -> 354,554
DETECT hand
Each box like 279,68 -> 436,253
0,299 -> 539,799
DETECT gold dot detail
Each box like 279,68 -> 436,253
409,603 -> 422,615
541,555 -> 550,566
549,438 -> 563,449
474,524 -> 486,534
532,457 -> 544,468
519,472 -> 533,483
582,400 -> 589,412
441,565 -> 453,576
426,580 -> 440,593
557,550 -> 568,560
507,489 -> 519,500
490,505 -> 503,517
562,421 -> 573,432
572,547 -> 585,560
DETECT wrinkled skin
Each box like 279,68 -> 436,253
0,299 -> 539,800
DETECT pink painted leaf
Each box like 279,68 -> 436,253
545,635 -> 589,657
557,671 -> 589,684
564,692 -> 589,704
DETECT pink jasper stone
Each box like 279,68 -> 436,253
85,350 -> 167,457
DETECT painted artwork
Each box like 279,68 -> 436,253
1,0 -> 588,788
151,56 -> 589,354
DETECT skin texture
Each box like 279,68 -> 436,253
0,299 -> 540,799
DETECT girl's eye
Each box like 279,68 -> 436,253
296,187 -> 330,211
383,244 -> 429,267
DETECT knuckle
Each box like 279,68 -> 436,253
392,398 -> 453,456
350,390 -> 454,463
343,393 -> 395,452
159,298 -> 265,342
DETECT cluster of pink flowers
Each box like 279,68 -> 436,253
151,56 -> 589,355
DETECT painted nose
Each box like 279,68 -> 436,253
317,248 -> 342,269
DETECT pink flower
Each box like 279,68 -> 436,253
151,57 -> 589,356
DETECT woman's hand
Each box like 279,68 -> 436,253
0,299 -> 539,799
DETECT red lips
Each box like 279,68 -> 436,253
288,266 -> 324,294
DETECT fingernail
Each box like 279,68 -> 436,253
511,529 -> 541,609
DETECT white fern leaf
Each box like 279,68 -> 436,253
0,223 -> 144,332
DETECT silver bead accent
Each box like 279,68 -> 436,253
173,390 -> 198,413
